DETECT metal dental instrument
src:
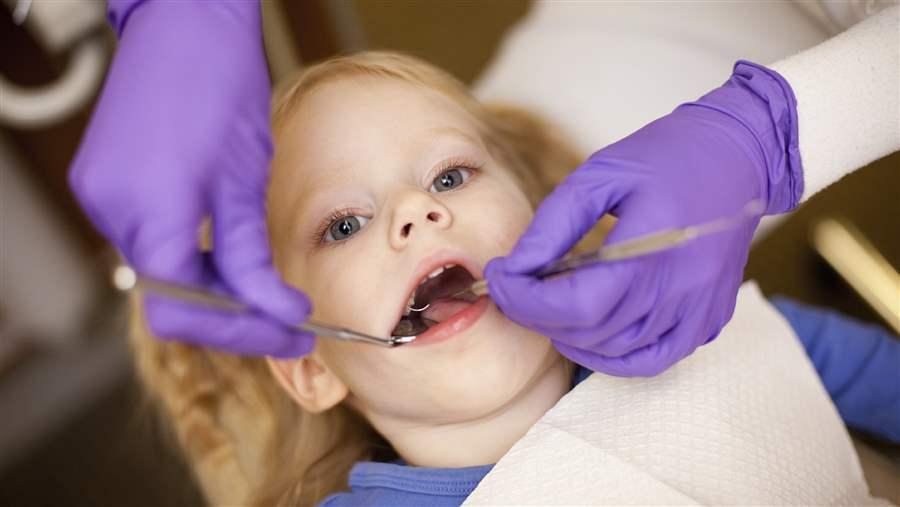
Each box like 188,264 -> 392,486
112,265 -> 419,347
439,199 -> 765,304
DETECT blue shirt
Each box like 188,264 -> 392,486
320,298 -> 899,507
770,297 -> 900,442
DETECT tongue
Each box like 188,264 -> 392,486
423,299 -> 472,323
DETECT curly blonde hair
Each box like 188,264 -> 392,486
129,51 -> 596,506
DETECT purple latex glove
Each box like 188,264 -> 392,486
485,61 -> 802,377
69,0 -> 313,357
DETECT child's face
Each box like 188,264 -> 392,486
269,77 -> 562,436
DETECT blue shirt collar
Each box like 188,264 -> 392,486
348,460 -> 494,496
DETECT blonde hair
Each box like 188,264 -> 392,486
130,51 -> 590,506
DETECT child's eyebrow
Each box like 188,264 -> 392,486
288,125 -> 484,214
424,125 -> 483,148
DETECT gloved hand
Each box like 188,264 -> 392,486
485,61 -> 803,376
69,0 -> 313,357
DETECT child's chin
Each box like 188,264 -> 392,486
491,310 -> 549,343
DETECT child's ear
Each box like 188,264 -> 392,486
267,352 -> 348,413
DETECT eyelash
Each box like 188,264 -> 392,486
426,157 -> 483,188
311,207 -> 366,247
312,158 -> 483,246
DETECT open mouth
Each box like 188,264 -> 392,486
392,263 -> 480,337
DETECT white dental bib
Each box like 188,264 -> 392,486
465,282 -> 888,505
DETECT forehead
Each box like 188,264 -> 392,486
311,74 -> 473,118
273,76 -> 485,186
284,77 -> 478,149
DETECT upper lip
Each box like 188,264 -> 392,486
390,249 -> 483,335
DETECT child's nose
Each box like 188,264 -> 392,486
389,191 -> 452,250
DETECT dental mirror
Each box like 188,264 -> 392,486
391,314 -> 438,338
113,265 -> 422,347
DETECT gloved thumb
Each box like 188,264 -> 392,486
498,162 -> 625,275
212,170 -> 312,330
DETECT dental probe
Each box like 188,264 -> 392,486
112,265 -> 418,347
444,200 -> 765,302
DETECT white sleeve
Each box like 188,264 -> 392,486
769,6 -> 899,202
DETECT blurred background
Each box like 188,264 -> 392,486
1,1 -> 897,505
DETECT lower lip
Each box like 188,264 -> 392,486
406,296 -> 490,347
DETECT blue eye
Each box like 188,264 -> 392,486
325,215 -> 369,242
430,168 -> 471,192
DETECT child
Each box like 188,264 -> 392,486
130,52 -> 898,506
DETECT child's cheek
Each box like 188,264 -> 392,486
466,177 -> 534,254
483,201 -> 533,256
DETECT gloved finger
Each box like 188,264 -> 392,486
211,154 -> 312,329
142,252 -> 315,357
600,192 -> 684,247
485,256 -> 642,331
144,294 -> 315,358
584,299 -> 712,377
592,317 -> 675,359
501,167 -> 630,274
545,324 -> 653,362
490,278 -> 656,343
539,296 -> 678,370
555,298 -> 681,359
125,186 -> 209,287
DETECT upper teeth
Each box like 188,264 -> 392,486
426,264 -> 455,281
427,266 -> 446,279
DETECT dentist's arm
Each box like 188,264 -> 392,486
70,0 -> 314,357
769,6 -> 899,201
485,7 -> 898,377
